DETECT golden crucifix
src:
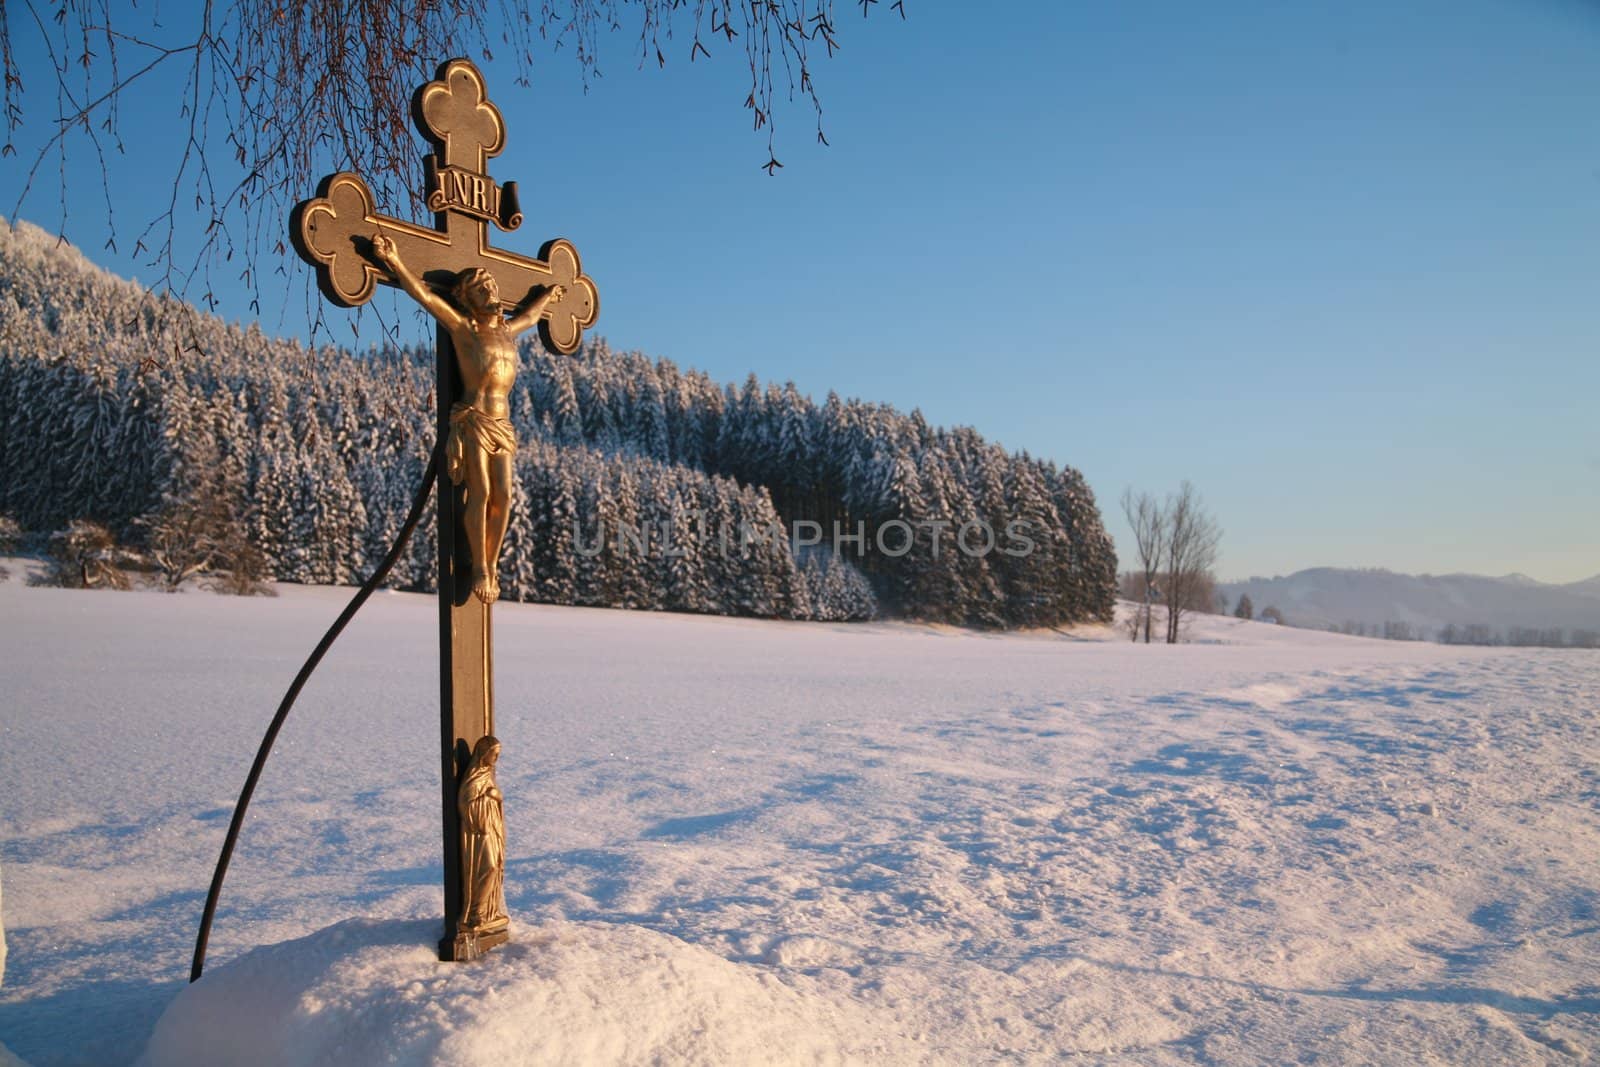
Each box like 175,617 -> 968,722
370,233 -> 560,603
289,57 -> 598,961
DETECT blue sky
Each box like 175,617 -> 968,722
4,1 -> 1596,582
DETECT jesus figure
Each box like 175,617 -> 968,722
371,232 -> 564,603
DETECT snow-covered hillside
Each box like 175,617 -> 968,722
0,217 -> 1116,630
1,575 -> 1596,1064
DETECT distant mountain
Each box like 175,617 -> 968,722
1563,575 -> 1600,601
1219,568 -> 1600,639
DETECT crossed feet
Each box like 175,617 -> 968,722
471,571 -> 500,604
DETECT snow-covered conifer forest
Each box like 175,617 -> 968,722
0,219 -> 1117,627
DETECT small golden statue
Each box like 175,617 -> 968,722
454,735 -> 509,960
372,233 -> 563,603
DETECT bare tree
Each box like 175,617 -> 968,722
1120,488 -> 1165,644
1162,481 -> 1220,644
42,520 -> 132,590
138,495 -> 234,591
2,1 -> 905,317
208,532 -> 276,597
1120,593 -> 1145,641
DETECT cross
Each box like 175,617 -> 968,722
289,57 -> 598,961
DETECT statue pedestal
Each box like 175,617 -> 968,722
445,922 -> 509,962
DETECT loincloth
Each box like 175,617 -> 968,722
446,403 -> 517,485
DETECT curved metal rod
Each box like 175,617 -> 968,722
191,442 -> 442,982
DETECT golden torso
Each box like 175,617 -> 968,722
453,313 -> 518,419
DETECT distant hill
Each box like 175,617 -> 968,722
0,217 -> 1116,627
1563,575 -> 1600,601
1219,568 -> 1600,642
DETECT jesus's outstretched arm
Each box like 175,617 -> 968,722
371,233 -> 468,331
505,283 -> 565,337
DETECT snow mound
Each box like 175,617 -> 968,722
140,919 -> 850,1067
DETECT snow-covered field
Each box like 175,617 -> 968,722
1,572 -> 1597,1065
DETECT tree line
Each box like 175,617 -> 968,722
1332,620 -> 1599,648
1215,607 -> 1596,649
0,218 -> 1115,627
